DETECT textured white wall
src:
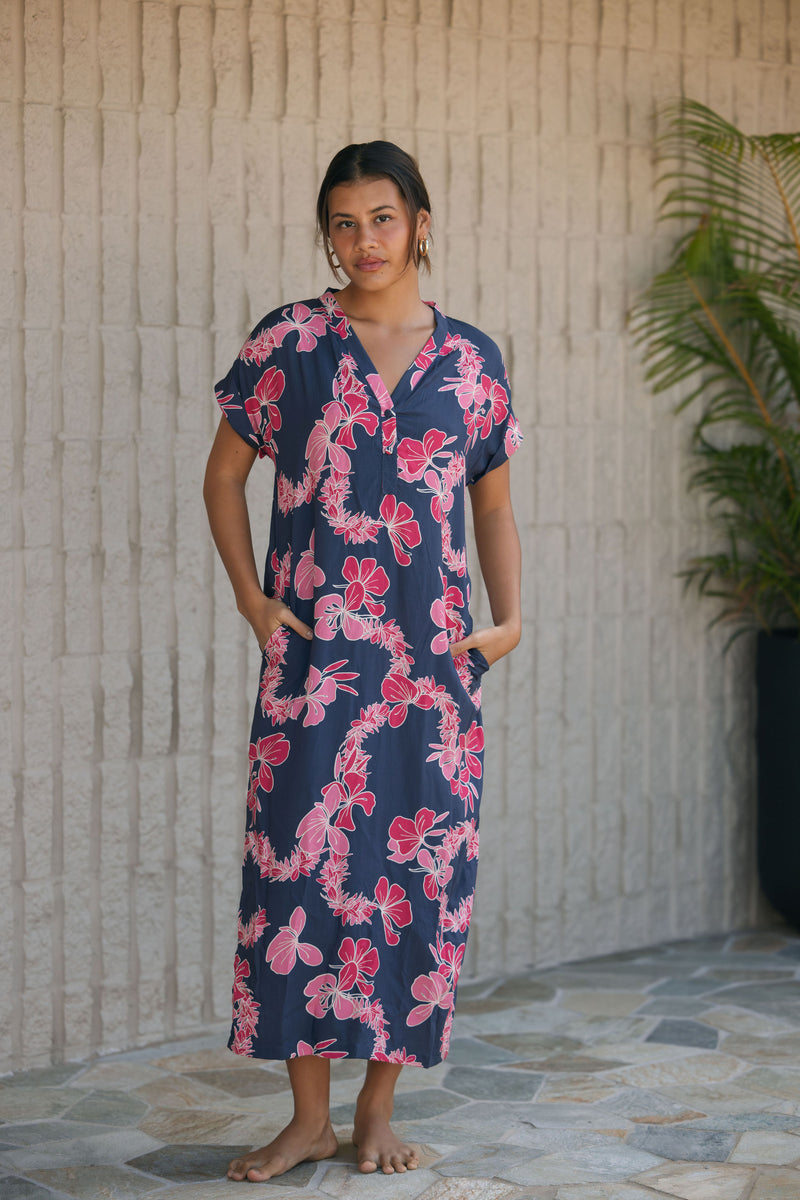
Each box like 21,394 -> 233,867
3,0 -> 798,1071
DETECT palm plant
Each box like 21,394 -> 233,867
629,99 -> 800,640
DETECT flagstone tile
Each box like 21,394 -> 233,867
659,1083 -> 797,1117
498,1102 -> 636,1133
556,1187 -> 674,1200
634,1001 -> 713,1019
704,970 -> 795,984
748,1166 -> 800,1197
605,1052 -> 741,1090
331,1089 -> 467,1126
132,1073 -> 245,1109
561,1018 -> 656,1045
729,1131 -> 800,1163
0,1178 -> 63,1200
64,1089 -> 149,1126
430,1141 -> 543,1177
151,1048 -> 258,1072
560,993 -> 648,1018
526,1054 -> 628,1073
497,1143 -> 663,1185
481,1034 -> 583,1059
707,982 -> 800,1012
628,1126 -> 736,1162
413,1178 -> 519,1199
645,1022 -> 719,1051
483,981 -> 558,1005
0,1088 -> 77,1122
720,1033 -> 800,1066
535,1075 -> 620,1103
685,1113 -> 800,1132
443,1066 -> 543,1101
698,1008 -> 795,1036
67,1061 -> 167,1091
601,1087 -> 706,1124
26,1164 -> 161,1197
632,1162 -> 754,1199
649,980 -> 718,997
734,1068 -> 800,1102
128,1142 -> 270,1184
182,1068 -> 291,1097
2,1066 -> 84,1089
0,1120 -> 114,1147
444,1038 -> 519,1067
2,1129 -> 163,1172
137,1107 -> 281,1145
318,1164 -> 440,1197
135,1185 -> 311,1200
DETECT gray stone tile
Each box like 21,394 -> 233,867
628,1125 -> 737,1162
0,1121 -> 115,1147
184,1068 -> 291,1097
685,1113 -> 800,1132
432,1142 -> 543,1178
126,1143 -> 257,1183
0,1179 -> 69,1200
483,980 -> 557,1005
331,1089 -> 467,1125
443,1066 -> 543,1101
3,1066 -> 83,1089
601,1088 -> 706,1124
645,1019 -> 719,1049
635,999 -> 714,1018
2,1129 -> 164,1171
777,944 -> 800,962
709,982 -> 800,1011
65,1089 -> 149,1126
649,978 -> 718,997
705,969 -> 796,984
27,1165 -> 161,1197
481,1034 -> 582,1059
443,1038 -> 519,1067
497,1143 -> 664,1185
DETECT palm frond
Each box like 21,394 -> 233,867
629,99 -> 800,639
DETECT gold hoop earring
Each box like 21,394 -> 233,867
418,237 -> 429,259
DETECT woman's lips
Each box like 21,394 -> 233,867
357,258 -> 384,271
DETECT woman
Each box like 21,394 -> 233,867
204,142 -> 523,1182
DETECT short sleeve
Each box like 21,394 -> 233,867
464,347 -> 524,487
214,318 -> 282,461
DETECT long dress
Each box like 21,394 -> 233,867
215,290 -> 523,1067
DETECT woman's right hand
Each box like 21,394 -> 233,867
241,591 -> 314,651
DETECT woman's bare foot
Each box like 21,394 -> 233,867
352,1102 -> 420,1174
227,1116 -> 339,1182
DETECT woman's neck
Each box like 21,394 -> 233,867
336,271 -> 430,330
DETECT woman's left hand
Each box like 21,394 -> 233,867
449,620 -> 521,668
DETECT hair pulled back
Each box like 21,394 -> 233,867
316,141 -> 432,280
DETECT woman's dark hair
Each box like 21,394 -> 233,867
316,141 -> 432,280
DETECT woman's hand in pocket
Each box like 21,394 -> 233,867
241,592 -> 313,651
449,620 -> 520,668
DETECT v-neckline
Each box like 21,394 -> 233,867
326,290 -> 442,403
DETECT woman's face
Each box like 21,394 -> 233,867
326,176 -> 429,292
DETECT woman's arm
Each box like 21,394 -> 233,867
450,459 -> 522,666
203,416 -> 313,648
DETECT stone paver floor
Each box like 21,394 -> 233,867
2,929 -> 800,1199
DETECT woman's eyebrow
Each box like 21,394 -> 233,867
330,204 -> 398,218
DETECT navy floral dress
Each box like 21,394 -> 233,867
215,290 -> 523,1067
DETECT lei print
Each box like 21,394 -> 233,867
216,290 -> 522,1065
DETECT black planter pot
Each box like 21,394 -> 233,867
756,628 -> 800,929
